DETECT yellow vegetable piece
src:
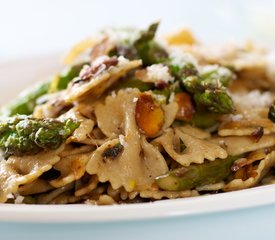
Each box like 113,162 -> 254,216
63,38 -> 96,65
165,28 -> 196,45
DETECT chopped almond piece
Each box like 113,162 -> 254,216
234,167 -> 246,180
174,92 -> 195,121
135,93 -> 164,137
231,149 -> 266,172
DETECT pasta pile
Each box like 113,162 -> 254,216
0,23 -> 274,204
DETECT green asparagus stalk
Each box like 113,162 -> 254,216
109,22 -> 168,66
183,74 -> 235,114
0,115 -> 79,157
200,66 -> 234,87
191,111 -> 219,129
0,81 -> 51,116
168,60 -> 235,114
169,63 -> 198,81
115,78 -> 154,92
1,63 -> 86,117
48,62 -> 87,92
156,155 -> 241,191
134,22 -> 168,65
193,90 -> 234,114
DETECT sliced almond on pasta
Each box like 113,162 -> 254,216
174,92 -> 195,121
224,151 -> 275,191
135,93 -> 164,137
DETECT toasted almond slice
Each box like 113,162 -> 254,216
135,93 -> 164,137
174,92 -> 195,121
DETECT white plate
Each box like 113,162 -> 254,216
1,55 -> 275,225
0,185 -> 275,223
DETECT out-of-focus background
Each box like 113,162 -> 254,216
0,0 -> 275,61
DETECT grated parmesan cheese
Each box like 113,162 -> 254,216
117,56 -> 130,66
132,97 -> 138,103
119,134 -> 127,147
169,47 -> 198,67
103,27 -> 140,45
147,64 -> 174,83
59,130 -> 66,135
230,114 -> 244,122
6,193 -> 14,199
111,91 -> 116,98
232,90 -> 274,108
200,64 -> 231,76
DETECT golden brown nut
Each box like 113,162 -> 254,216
174,92 -> 195,121
135,93 -> 164,137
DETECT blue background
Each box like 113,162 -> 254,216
1,204 -> 275,240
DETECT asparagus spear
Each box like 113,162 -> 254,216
200,66 -> 234,87
1,63 -> 86,117
0,116 -> 79,157
48,62 -> 87,92
184,74 -> 235,114
169,63 -> 198,81
193,90 -> 234,114
191,111 -> 219,129
115,78 -> 154,92
109,22 -> 168,66
109,23 -> 234,114
156,155 -> 241,191
134,22 -> 168,65
0,81 -> 50,116
167,61 -> 235,114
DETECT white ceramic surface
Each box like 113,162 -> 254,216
0,184 -> 275,223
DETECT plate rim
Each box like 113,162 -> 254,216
0,185 -> 275,223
